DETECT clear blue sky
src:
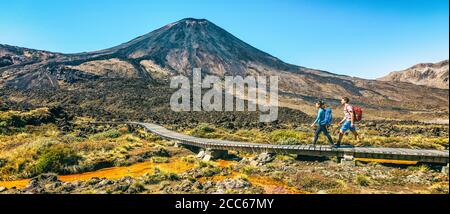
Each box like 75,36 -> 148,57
0,0 -> 448,79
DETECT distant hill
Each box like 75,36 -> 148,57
0,44 -> 63,67
378,60 -> 449,89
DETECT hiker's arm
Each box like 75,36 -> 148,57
311,109 -> 321,127
311,113 -> 319,127
339,117 -> 346,125
350,111 -> 355,127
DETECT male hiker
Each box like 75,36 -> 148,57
336,97 -> 361,146
310,100 -> 335,147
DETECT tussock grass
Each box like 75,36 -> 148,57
355,174 -> 372,187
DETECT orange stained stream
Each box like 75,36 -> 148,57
0,157 -> 417,191
0,157 -> 193,189
355,158 -> 417,165
0,158 -> 305,194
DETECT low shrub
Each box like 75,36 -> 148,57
191,124 -> 216,138
407,165 -> 430,172
278,137 -> 301,145
142,168 -> 180,184
91,129 -> 121,140
355,174 -> 371,187
181,155 -> 197,164
240,165 -> 259,175
150,156 -> 169,163
270,130 -> 303,144
34,145 -> 80,175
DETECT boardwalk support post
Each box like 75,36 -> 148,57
173,141 -> 180,148
197,148 -> 228,161
340,154 -> 355,167
442,163 -> 449,175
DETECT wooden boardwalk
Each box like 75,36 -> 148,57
94,122 -> 450,164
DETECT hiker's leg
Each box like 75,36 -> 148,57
337,131 -> 344,146
349,124 -> 359,141
312,126 -> 321,145
322,125 -> 334,145
351,130 -> 359,141
337,122 -> 349,145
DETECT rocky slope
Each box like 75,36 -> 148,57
378,60 -> 449,89
0,44 -> 64,67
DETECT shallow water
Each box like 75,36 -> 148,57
0,157 -> 193,189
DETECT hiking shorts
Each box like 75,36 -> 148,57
340,121 -> 356,132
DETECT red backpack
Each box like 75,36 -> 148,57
353,106 -> 363,122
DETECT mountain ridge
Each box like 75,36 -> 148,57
378,60 -> 449,89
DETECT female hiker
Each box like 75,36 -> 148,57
310,100 -> 335,147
